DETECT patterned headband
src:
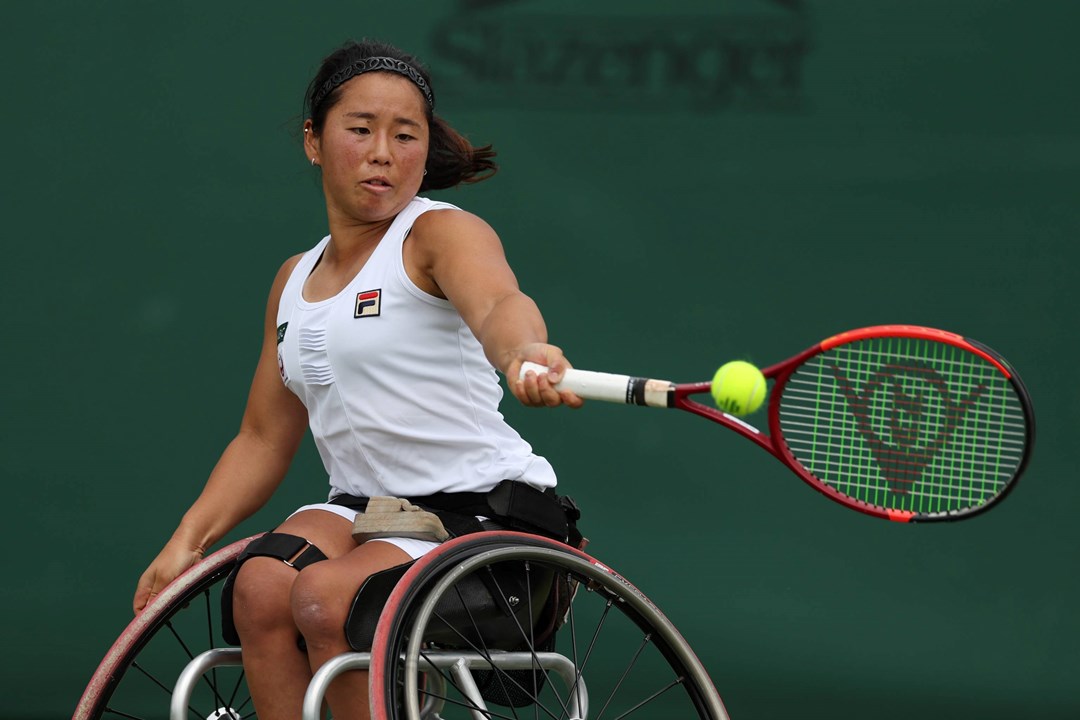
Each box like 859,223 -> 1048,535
311,56 -> 435,112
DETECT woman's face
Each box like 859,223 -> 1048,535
307,72 -> 430,225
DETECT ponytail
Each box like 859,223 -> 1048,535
422,115 -> 498,190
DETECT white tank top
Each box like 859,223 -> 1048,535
276,197 -> 556,500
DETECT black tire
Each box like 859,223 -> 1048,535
73,536 -> 260,720
369,531 -> 729,720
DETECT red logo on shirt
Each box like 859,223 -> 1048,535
354,289 -> 382,318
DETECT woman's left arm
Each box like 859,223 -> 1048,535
405,209 -> 582,408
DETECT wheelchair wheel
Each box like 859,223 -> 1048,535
369,531 -> 729,720
73,535 -> 260,720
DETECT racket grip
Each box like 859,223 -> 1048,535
519,362 -> 672,407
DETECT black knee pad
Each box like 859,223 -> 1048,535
219,533 -> 328,646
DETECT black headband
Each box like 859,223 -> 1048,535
311,56 -> 435,112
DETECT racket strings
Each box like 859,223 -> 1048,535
777,337 -> 1028,516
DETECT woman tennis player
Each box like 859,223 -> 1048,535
132,39 -> 580,720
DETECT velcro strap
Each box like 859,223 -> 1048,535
237,532 -> 328,570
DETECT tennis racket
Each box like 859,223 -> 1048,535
522,325 -> 1034,522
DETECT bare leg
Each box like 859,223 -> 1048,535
233,558 -> 314,719
292,540 -> 413,720
232,510 -> 359,720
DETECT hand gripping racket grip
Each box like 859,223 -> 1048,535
519,362 -> 674,408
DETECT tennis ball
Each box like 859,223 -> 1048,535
711,361 -> 767,416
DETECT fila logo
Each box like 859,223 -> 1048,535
354,289 -> 382,318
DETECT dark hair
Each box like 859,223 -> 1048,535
305,40 -> 497,190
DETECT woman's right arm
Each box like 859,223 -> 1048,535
133,256 -> 308,613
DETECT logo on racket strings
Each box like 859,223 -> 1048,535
830,363 -> 987,493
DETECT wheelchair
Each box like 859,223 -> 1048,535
73,530 -> 729,719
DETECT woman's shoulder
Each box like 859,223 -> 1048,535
274,235 -> 330,278
276,252 -> 307,280
403,203 -> 506,287
267,252 -> 308,300
410,204 -> 496,242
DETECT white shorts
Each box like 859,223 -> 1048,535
288,502 -> 444,560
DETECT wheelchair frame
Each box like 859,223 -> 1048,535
73,531 -> 730,720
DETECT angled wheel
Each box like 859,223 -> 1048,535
73,535 -> 261,720
369,531 -> 729,720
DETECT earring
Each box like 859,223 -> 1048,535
311,157 -> 318,167
423,169 -> 428,176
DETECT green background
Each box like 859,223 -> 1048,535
3,0 -> 1078,717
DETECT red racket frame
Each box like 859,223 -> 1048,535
667,325 -> 1031,522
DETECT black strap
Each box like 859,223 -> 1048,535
220,533 -> 329,645
327,493 -> 486,539
235,532 -> 328,569
328,480 -> 581,544
329,491 -> 491,516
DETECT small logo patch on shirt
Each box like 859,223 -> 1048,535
277,345 -> 289,384
354,289 -> 382,318
276,322 -> 288,344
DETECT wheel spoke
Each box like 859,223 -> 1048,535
525,561 -> 538,720
414,649 -> 521,720
481,564 -> 571,718
166,619 -> 197,661
371,535 -> 725,720
204,588 -> 219,699
610,676 -> 686,720
595,633 -> 652,720
414,680 -> 521,720
421,616 -> 563,720
571,594 -> 614,689
131,658 -> 222,720
227,669 -> 250,712
415,580 -> 529,705
415,566 -> 583,720
73,539 -> 262,720
102,707 -> 151,720
565,573 -> 584,719
130,660 -> 174,696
